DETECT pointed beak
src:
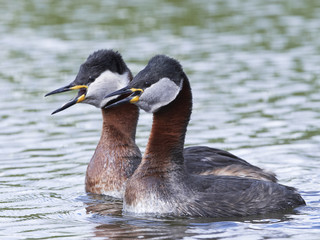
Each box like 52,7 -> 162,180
45,84 -> 72,97
45,84 -> 88,114
45,84 -> 88,97
104,87 -> 143,109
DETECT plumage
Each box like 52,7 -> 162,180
105,54 -> 305,217
47,50 -> 277,200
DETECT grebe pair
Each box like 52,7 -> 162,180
46,50 -> 275,198
46,50 -> 305,217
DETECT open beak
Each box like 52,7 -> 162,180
104,87 -> 143,109
45,84 -> 88,114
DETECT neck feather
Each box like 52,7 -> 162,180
143,76 -> 192,168
85,103 -> 141,195
100,103 -> 139,140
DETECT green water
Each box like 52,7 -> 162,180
1,0 -> 320,239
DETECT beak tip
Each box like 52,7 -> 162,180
45,84 -> 73,97
104,87 -> 132,99
44,92 -> 53,97
103,94 -> 111,99
104,104 -> 112,109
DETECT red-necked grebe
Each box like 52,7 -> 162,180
104,54 -> 305,217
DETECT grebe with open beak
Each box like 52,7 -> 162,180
46,50 -> 141,198
104,55 -> 305,217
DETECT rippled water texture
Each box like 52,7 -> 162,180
1,0 -> 320,239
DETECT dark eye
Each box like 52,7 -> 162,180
88,76 -> 94,82
145,81 -> 151,87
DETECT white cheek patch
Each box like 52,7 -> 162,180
84,70 -> 130,108
138,78 -> 183,113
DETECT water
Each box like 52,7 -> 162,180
1,0 -> 320,239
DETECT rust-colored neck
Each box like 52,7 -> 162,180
85,103 -> 141,196
143,76 -> 192,170
100,103 -> 139,141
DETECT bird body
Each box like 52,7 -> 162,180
105,55 -> 305,217
85,106 -> 141,197
46,50 -> 141,198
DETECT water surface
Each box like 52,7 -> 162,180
1,0 -> 320,239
